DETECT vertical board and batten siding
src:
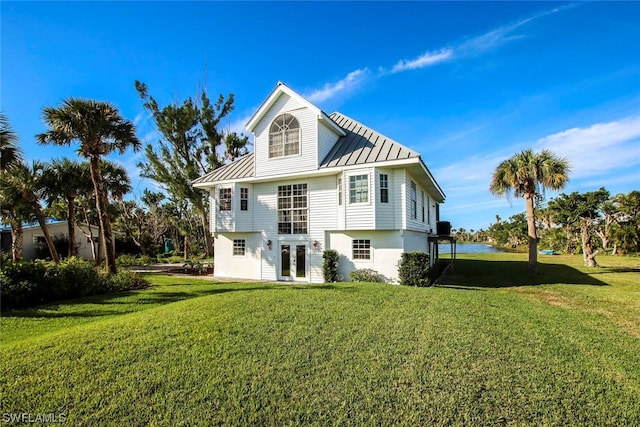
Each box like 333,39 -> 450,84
253,94 -> 319,178
375,168 -> 395,229
344,168 -> 375,229
214,232 -> 261,279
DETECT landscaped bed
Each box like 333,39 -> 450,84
1,254 -> 639,425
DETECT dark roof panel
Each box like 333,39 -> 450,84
320,112 -> 419,168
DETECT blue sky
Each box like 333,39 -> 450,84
2,1 -> 639,231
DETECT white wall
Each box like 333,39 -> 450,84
374,167 -> 395,229
214,232 -> 262,279
253,93 -> 319,178
22,222 -> 103,261
326,230 -> 404,283
344,168 -> 375,229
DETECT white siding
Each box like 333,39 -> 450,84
253,94 -> 319,178
308,175 -> 338,282
345,168 -> 375,229
214,233 -> 261,280
327,230 -> 404,283
235,183 -> 254,232
375,168 -> 395,229
395,169 -> 406,230
405,172 -> 431,233
317,120 -> 340,165
215,184 -> 235,232
209,190 -> 216,233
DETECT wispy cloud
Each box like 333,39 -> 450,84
536,115 -> 640,179
391,49 -> 453,73
306,68 -> 369,103
308,4 -> 573,101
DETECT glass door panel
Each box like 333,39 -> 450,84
296,245 -> 306,278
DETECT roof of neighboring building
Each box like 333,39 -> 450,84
191,153 -> 255,185
320,112 -> 419,168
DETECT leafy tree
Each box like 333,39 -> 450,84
0,113 -> 23,172
547,188 -> 609,267
0,175 -> 32,261
37,98 -> 140,274
135,80 -> 249,257
610,191 -> 640,254
490,149 -> 570,275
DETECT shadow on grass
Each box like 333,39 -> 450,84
436,259 -> 609,289
1,282 -> 352,319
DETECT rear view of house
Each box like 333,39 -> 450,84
193,82 -> 446,283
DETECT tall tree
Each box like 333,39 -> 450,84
0,175 -> 32,260
6,161 -> 61,263
41,158 -> 92,257
135,80 -> 249,257
490,149 -> 570,275
610,191 -> 640,254
547,188 -> 609,267
37,98 -> 140,274
0,113 -> 23,172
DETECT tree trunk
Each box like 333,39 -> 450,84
10,220 -> 23,261
67,195 -> 77,258
581,222 -> 598,267
183,234 -> 189,260
89,158 -> 117,274
35,211 -> 60,263
524,193 -> 538,275
201,211 -> 213,257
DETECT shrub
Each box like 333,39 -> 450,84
398,251 -> 430,287
1,258 -> 149,310
322,250 -> 340,282
349,268 -> 387,283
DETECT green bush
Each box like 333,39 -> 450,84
1,258 -> 149,310
349,268 -> 387,283
322,250 -> 340,282
398,251 -> 430,287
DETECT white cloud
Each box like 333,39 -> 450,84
306,68 -> 369,103
536,115 -> 640,179
390,48 -> 453,73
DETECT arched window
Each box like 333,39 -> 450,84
269,113 -> 300,158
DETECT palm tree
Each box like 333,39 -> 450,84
37,99 -> 140,274
0,175 -> 32,261
490,149 -> 570,275
7,161 -> 61,263
41,159 -> 93,257
0,113 -> 23,172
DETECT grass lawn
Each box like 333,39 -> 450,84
1,254 -> 639,425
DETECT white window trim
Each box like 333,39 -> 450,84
232,239 -> 246,257
268,114 -> 301,159
347,172 -> 371,205
352,239 -> 373,262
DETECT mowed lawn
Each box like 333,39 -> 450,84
1,254 -> 639,425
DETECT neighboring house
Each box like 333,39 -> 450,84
193,82 -> 446,283
1,220 -> 105,261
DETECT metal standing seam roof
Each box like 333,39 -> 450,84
193,112 -> 423,185
191,153 -> 255,185
320,112 -> 419,168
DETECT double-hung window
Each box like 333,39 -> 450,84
278,184 -> 307,234
338,177 -> 343,206
219,188 -> 232,211
379,174 -> 389,203
410,181 -> 417,219
240,188 -> 249,211
349,174 -> 369,204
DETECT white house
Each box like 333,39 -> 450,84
193,82 -> 446,283
2,220 -> 105,261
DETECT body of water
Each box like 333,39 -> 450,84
438,243 -> 505,254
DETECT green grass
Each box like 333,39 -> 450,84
1,255 -> 639,425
